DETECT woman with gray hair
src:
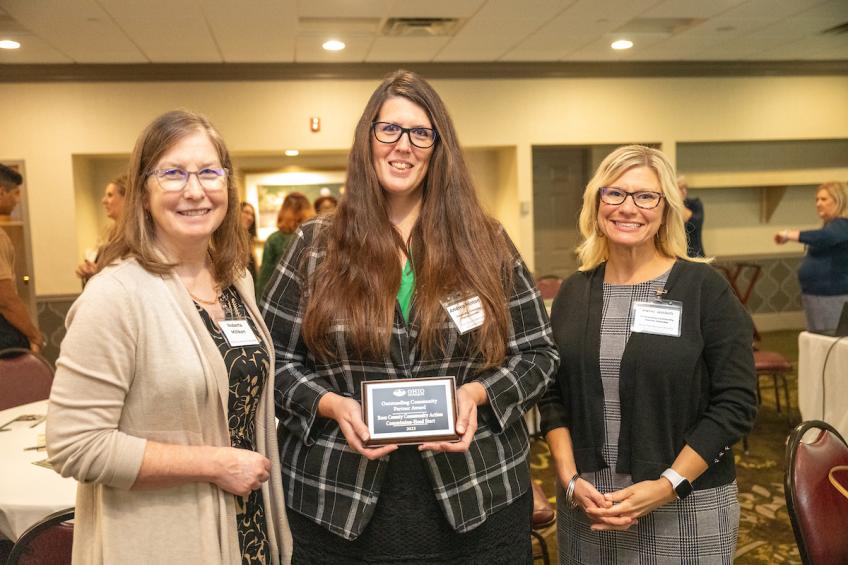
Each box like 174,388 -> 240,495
539,144 -> 757,563
774,181 -> 848,332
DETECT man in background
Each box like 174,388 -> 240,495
0,163 -> 43,352
677,175 -> 706,257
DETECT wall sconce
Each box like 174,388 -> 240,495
310,117 -> 320,132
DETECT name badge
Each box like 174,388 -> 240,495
218,319 -> 261,347
631,300 -> 682,337
442,295 -> 485,334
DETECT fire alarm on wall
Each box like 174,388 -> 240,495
310,117 -> 320,132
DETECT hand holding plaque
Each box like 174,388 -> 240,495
361,377 -> 461,446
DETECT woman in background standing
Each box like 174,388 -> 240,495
75,175 -> 128,284
241,201 -> 259,279
774,181 -> 848,332
255,192 -> 314,299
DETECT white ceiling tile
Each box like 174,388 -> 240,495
295,33 -> 373,62
0,32 -> 72,62
718,0 -> 830,22
204,0 -> 297,62
473,0 -> 572,20
298,0 -> 392,19
366,36 -> 450,62
387,0 -> 486,19
98,0 -> 222,62
639,0 -> 747,19
1,0 -> 145,62
435,15 -> 553,61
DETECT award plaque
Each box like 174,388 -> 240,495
361,377 -> 460,446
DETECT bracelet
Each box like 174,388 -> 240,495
565,473 -> 580,510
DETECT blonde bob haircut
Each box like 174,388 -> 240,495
817,181 -> 848,220
576,144 -> 708,271
97,109 -> 247,286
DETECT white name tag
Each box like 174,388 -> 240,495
631,300 -> 682,337
218,319 -> 261,347
442,295 -> 485,334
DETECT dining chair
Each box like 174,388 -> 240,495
0,348 -> 54,411
784,420 -> 848,565
7,507 -> 74,565
535,275 -> 563,301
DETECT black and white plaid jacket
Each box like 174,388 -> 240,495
261,217 -> 559,540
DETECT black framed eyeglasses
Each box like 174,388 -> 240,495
371,122 -> 438,149
147,167 -> 228,192
599,186 -> 664,209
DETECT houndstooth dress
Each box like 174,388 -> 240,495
557,272 -> 740,565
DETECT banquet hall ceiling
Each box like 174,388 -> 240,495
0,0 -> 845,66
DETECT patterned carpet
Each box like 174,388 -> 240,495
530,329 -> 802,564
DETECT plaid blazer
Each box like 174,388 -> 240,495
261,217 -> 559,540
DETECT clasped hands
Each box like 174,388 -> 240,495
568,475 -> 677,531
320,382 -> 486,461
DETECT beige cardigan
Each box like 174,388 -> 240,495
47,259 -> 292,564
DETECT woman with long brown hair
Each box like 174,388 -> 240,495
255,192 -> 314,298
262,70 -> 558,563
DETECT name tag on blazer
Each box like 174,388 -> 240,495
442,295 -> 485,334
219,319 -> 261,347
630,300 -> 682,337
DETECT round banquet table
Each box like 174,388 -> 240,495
0,399 -> 76,541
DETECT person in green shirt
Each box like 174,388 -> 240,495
256,192 -> 314,299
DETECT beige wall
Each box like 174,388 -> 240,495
0,76 -> 846,296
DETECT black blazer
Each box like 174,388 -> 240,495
538,260 -> 757,489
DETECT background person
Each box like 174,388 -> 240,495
676,175 -> 705,257
47,110 -> 291,564
539,145 -> 757,563
313,194 -> 338,215
262,70 -> 558,563
255,192 -> 314,299
75,174 -> 128,284
774,181 -> 848,332
241,201 -> 258,279
0,163 -> 43,352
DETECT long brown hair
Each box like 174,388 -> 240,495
302,70 -> 513,367
97,110 -> 247,286
277,192 -> 315,233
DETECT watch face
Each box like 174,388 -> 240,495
676,480 -> 694,499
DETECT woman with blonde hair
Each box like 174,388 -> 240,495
255,192 -> 314,298
774,181 -> 848,332
47,109 -> 291,564
539,144 -> 756,563
262,70 -> 558,563
75,174 -> 128,284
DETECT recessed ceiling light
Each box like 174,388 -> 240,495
611,39 -> 634,50
322,39 -> 345,52
284,149 -> 300,157
0,40 -> 21,50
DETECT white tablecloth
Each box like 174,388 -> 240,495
0,400 -> 76,541
798,331 -> 848,440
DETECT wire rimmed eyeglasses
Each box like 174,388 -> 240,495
371,122 -> 438,149
147,167 -> 229,192
599,186 -> 664,209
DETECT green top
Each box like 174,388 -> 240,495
397,258 -> 415,324
256,230 -> 295,300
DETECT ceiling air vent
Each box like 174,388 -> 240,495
382,18 -> 462,37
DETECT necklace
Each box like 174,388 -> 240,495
188,289 -> 220,306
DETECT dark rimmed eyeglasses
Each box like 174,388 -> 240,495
599,186 -> 664,209
147,167 -> 228,192
371,122 -> 438,149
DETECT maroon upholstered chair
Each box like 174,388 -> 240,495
753,349 -> 794,419
0,348 -> 54,411
535,276 -> 562,301
784,421 -> 848,565
7,508 -> 74,565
